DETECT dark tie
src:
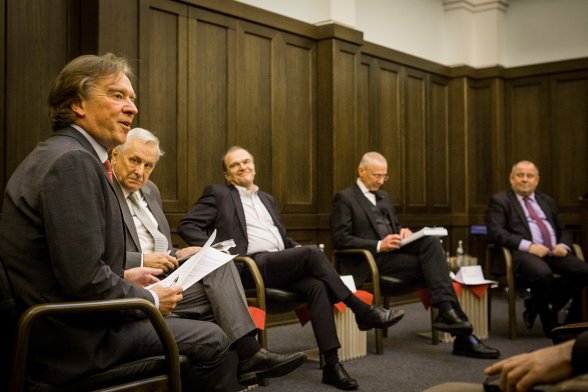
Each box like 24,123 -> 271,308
128,192 -> 169,252
103,159 -> 113,182
523,197 -> 553,249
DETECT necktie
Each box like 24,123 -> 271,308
370,191 -> 388,217
128,192 -> 169,252
103,159 -> 113,182
523,197 -> 553,249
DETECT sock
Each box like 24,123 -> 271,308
323,348 -> 339,367
343,293 -> 371,315
232,331 -> 262,361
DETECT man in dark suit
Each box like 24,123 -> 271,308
486,160 -> 588,336
0,53 -> 233,390
331,151 -> 500,359
178,146 -> 405,391
111,128 -> 305,385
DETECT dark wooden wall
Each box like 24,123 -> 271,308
2,0 -> 587,260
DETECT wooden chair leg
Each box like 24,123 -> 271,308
375,328 -> 384,355
430,307 -> 439,345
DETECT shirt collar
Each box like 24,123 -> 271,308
356,178 -> 371,195
70,124 -> 109,163
516,192 -> 536,202
234,183 -> 259,197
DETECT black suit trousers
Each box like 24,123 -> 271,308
248,245 -> 353,353
377,236 -> 459,309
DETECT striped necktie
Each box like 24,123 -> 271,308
128,192 -> 169,252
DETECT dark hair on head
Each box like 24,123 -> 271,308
47,53 -> 135,131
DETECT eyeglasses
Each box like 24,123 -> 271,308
370,172 -> 389,181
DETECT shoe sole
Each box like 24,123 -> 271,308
357,312 -> 405,331
322,379 -> 359,390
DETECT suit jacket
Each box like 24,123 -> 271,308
331,183 -> 401,253
178,183 -> 298,257
485,189 -> 573,250
0,126 -> 153,385
330,184 -> 401,284
112,179 -> 175,268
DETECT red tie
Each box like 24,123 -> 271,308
523,197 -> 553,249
103,159 -> 113,182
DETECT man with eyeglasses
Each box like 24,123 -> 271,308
331,152 -> 500,359
178,146 -> 405,390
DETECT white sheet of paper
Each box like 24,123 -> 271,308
340,275 -> 357,293
451,265 -> 496,285
147,230 -> 235,291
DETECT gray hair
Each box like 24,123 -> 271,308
510,160 -> 539,176
359,151 -> 387,168
118,128 -> 164,158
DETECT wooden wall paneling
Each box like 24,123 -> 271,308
332,40 -> 362,195
467,79 -> 495,212
271,32 -> 317,215
428,75 -> 450,213
549,71 -> 588,210
186,8 -> 236,203
0,0 -> 5,202
505,77 -> 551,192
234,21 -> 274,193
403,67 -> 428,213
98,0 -> 139,70
5,0 -> 70,177
138,0 -> 188,217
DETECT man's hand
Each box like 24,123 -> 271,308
143,252 -> 179,273
175,246 -> 201,261
380,234 -> 403,251
552,244 -> 569,258
484,339 -> 574,392
399,228 -> 413,239
528,243 -> 550,258
124,267 -> 163,287
151,285 -> 183,316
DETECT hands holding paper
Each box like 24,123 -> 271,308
380,228 -> 413,251
143,252 -> 178,272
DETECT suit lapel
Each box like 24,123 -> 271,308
228,185 -> 248,240
112,179 -> 142,251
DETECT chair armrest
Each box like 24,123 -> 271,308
551,322 -> 588,345
234,256 -> 266,312
573,243 -> 585,262
11,298 -> 181,392
333,249 -> 381,303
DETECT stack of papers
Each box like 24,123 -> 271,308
400,227 -> 448,247
147,230 -> 236,291
451,265 -> 497,285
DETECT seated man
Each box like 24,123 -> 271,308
424,329 -> 588,392
177,146 -> 405,391
331,151 -> 500,359
111,128 -> 306,386
486,160 -> 588,337
0,53 -> 231,390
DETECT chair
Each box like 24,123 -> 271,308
485,243 -> 586,340
1,256 -> 183,392
333,249 -> 439,355
234,255 -> 308,385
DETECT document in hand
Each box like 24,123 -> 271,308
147,229 -> 235,291
399,226 -> 448,247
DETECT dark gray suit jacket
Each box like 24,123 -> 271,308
112,179 -> 175,268
0,126 -> 153,385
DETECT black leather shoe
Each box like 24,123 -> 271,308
355,306 -> 404,331
539,307 -> 555,338
452,335 -> 501,359
523,298 -> 538,329
238,348 -> 306,385
322,361 -> 359,390
433,308 -> 473,336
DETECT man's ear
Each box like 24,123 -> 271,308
70,97 -> 85,117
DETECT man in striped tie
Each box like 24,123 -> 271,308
486,160 -> 588,337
